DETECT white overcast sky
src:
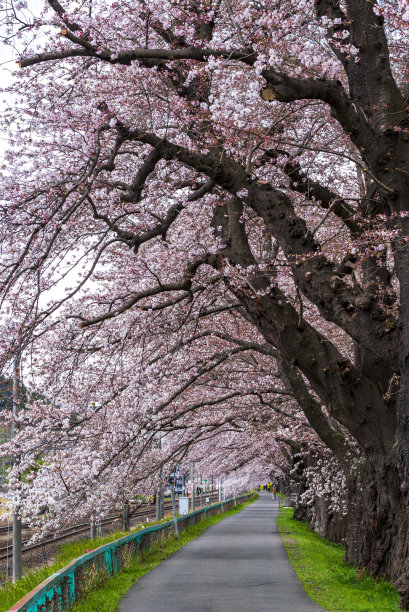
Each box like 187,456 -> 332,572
0,1 -> 91,357
0,0 -> 45,158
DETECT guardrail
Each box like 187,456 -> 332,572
0,493 -> 222,563
9,493 -> 253,611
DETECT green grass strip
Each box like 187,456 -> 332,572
277,506 -> 400,612
73,495 -> 259,612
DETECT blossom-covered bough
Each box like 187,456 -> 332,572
0,0 -> 409,602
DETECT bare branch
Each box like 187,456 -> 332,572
19,44 -> 256,68
77,253 -> 218,327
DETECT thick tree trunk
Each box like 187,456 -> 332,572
292,453 -> 408,604
394,240 -> 409,606
397,406 -> 409,608
345,459 -> 407,599
313,496 -> 347,543
289,452 -> 347,542
343,475 -> 362,566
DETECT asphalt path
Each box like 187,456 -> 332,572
119,492 -> 326,612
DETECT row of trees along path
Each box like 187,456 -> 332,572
1,0 -> 409,606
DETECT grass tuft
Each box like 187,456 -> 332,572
277,507 -> 400,612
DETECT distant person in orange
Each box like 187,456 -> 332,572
272,484 -> 277,501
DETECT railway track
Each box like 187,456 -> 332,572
0,492 -> 219,562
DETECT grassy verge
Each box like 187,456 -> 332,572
0,495 -> 256,612
73,495 -> 258,612
277,507 -> 400,612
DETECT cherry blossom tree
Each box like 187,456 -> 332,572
0,0 -> 409,602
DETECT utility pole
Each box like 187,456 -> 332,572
156,465 -> 164,520
170,484 -> 179,539
122,500 -> 130,531
155,437 -> 164,521
90,516 -> 96,539
12,352 -> 22,583
191,462 -> 195,512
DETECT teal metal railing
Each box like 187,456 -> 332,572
9,493 -> 253,611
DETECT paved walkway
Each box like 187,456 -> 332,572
120,493 -> 326,611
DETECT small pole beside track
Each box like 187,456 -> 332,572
156,465 -> 164,520
170,484 -> 179,539
191,462 -> 195,513
12,351 -> 22,583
